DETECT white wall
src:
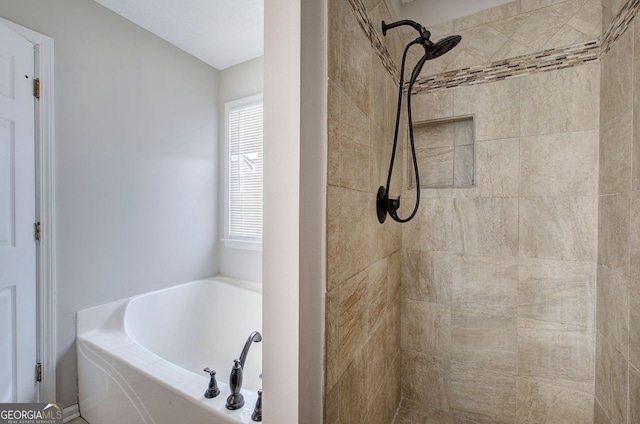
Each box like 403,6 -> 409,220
401,0 -> 513,27
0,0 -> 219,407
218,56 -> 263,283
263,0 -> 300,421
263,0 -> 326,421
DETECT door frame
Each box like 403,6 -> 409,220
0,17 -> 56,403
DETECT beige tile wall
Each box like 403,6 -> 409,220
325,0 -> 403,422
404,0 -> 602,79
399,62 -> 600,424
603,0 -> 629,29
328,0 -> 640,423
594,12 -> 640,424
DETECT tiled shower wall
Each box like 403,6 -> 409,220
327,0 -> 640,423
594,11 -> 640,424
324,0 -> 404,423
603,0 -> 631,28
407,0 -> 602,78
397,63 -> 600,423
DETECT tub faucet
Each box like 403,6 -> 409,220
239,331 -> 262,369
226,359 -> 245,410
226,331 -> 262,410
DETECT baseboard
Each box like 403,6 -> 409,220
63,404 -> 80,422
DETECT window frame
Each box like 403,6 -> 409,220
222,93 -> 264,251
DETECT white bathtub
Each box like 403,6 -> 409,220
76,277 -> 262,424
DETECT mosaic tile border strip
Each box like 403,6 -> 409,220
346,0 -> 640,93
346,0 -> 400,82
411,40 -> 600,92
601,0 -> 640,54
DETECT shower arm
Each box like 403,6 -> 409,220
382,20 -> 432,44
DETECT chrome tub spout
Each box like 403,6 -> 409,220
239,331 -> 262,369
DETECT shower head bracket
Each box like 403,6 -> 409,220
377,186 -> 388,223
376,186 -> 400,224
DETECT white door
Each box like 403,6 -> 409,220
0,22 -> 37,403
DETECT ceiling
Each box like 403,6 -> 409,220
93,0 -> 264,71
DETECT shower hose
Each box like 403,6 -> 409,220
384,39 -> 422,223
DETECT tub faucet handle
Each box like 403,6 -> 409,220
203,368 -> 220,398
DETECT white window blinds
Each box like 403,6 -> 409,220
228,98 -> 263,240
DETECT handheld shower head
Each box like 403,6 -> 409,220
381,19 -> 461,62
424,35 -> 462,60
409,35 -> 461,87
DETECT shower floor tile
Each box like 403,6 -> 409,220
392,399 -> 461,424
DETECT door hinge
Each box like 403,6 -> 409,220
35,222 -> 41,241
36,362 -> 42,382
34,78 -> 40,99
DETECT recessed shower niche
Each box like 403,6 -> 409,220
410,116 -> 475,188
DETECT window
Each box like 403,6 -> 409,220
223,94 -> 263,250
